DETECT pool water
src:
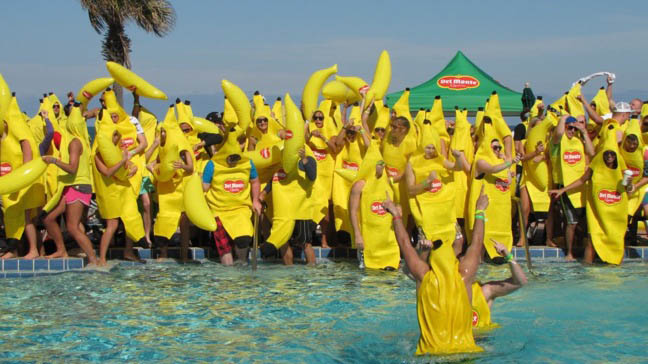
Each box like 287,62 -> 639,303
1,261 -> 646,363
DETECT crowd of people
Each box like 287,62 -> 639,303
0,70 -> 645,354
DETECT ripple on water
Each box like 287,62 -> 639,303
0,260 -> 647,362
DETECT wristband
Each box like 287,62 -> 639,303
474,214 -> 485,221
475,210 -> 485,215
505,253 -> 514,262
505,161 -> 512,168
392,215 -> 402,222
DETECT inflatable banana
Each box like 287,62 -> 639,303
96,122 -> 128,181
586,128 -> 627,264
0,158 -> 47,195
106,61 -> 167,100
183,173 -> 216,231
335,76 -> 369,102
322,80 -> 361,104
76,77 -> 115,107
191,116 -> 220,135
365,50 -> 391,104
221,80 -> 252,131
302,64 -> 338,121
282,93 -> 305,175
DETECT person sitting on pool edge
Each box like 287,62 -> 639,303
382,185 -> 526,355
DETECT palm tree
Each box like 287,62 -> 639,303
80,0 -> 176,103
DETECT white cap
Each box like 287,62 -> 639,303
614,102 -> 632,113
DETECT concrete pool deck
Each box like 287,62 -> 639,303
0,246 -> 646,277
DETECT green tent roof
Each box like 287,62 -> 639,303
386,51 -> 523,115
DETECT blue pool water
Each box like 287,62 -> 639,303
1,261 -> 646,363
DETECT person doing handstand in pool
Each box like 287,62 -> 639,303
382,186 -> 527,355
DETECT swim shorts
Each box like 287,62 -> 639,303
63,185 -> 92,206
213,217 -> 233,256
139,176 -> 155,195
557,185 -> 585,225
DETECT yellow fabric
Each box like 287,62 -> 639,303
451,108 -> 474,219
620,118 -> 644,215
523,118 -> 553,212
204,157 -> 253,239
152,120 -> 192,239
409,125 -> 456,246
558,134 -> 586,208
467,122 -> 512,259
1,97 -> 44,239
332,136 -> 365,237
266,147 -> 316,249
592,88 -> 611,117
566,83 -> 585,117
392,89 -> 411,122
92,114 -> 144,242
359,169 -> 400,269
471,283 -> 498,331
586,128 -> 627,264
381,132 -> 417,222
309,101 -> 337,222
415,242 -> 482,355
58,106 -> 91,187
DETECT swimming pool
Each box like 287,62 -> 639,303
1,261 -> 646,363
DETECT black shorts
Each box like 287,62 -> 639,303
289,220 -> 316,247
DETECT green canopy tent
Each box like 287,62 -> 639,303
386,51 -> 523,116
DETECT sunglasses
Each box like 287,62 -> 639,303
567,125 -> 578,131
374,128 -> 386,133
492,145 -> 502,152
346,129 -> 357,136
256,118 -> 268,124
181,128 -> 191,133
52,104 -> 60,108
312,116 -> 324,121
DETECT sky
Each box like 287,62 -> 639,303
1,0 -> 647,118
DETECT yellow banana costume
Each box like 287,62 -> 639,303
381,120 -> 417,225
471,283 -> 498,331
204,153 -> 254,239
346,141 -> 399,269
266,94 -> 315,249
555,129 -> 587,209
451,108 -> 474,220
467,121 -> 513,259
409,124 -> 457,248
332,117 -> 365,241
592,87 -> 612,118
308,100 -> 337,222
586,128 -> 628,264
1,96 -> 45,240
0,73 -> 11,127
523,117 -> 553,213
391,88 -> 411,122
302,65 -> 338,121
620,118 -> 644,216
43,104 -> 92,212
246,95 -> 283,183
93,101 -> 145,242
416,241 -> 482,355
177,100 -> 210,174
153,106 -> 193,239
566,83 -> 585,118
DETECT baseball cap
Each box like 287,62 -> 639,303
565,116 -> 578,124
614,102 -> 632,113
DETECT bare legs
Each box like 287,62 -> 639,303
565,223 -> 577,261
66,201 -> 98,266
140,192 -> 153,247
22,209 -> 40,259
99,219 -> 118,266
43,198 -> 69,258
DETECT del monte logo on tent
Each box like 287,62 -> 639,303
437,75 -> 480,90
